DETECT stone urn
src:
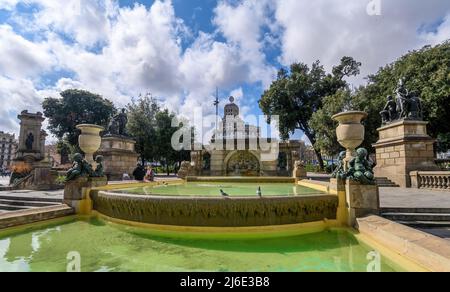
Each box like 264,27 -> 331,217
76,124 -> 104,164
332,111 -> 368,168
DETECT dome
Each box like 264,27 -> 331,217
224,96 -> 239,117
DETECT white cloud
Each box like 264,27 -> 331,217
213,0 -> 277,87
0,0 -> 449,141
0,0 -> 19,10
26,0 -> 117,47
274,0 -> 450,84
421,13 -> 450,44
0,24 -> 55,78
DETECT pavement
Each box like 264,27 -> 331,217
418,228 -> 450,241
380,187 -> 450,208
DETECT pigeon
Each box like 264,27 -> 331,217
257,187 -> 262,198
220,189 -> 229,197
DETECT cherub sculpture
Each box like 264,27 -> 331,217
66,153 -> 90,182
91,155 -> 104,177
331,151 -> 347,180
347,148 -> 376,185
65,153 -> 105,182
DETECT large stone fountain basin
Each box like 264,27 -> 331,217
91,191 -> 338,228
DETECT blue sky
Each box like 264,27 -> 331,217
0,0 -> 449,142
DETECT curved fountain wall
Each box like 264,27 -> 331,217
91,192 -> 338,227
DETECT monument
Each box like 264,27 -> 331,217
15,111 -> 48,164
187,97 -> 305,177
373,78 -> 439,187
96,109 -> 138,180
11,111 -> 60,190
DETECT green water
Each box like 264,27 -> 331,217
0,217 -> 401,272
114,182 -> 323,197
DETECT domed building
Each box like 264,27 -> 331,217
190,97 -> 307,177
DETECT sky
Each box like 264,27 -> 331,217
0,0 -> 449,143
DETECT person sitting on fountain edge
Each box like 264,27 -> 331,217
132,164 -> 146,182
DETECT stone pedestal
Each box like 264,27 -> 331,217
373,120 -> 439,188
64,177 -> 107,214
96,136 -> 139,181
15,111 -> 47,163
29,167 -> 61,190
345,180 -> 380,227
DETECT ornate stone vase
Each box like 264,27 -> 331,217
76,124 -> 104,164
332,111 -> 368,166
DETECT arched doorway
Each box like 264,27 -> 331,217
225,151 -> 261,176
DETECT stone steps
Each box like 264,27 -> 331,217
383,212 -> 450,222
0,199 -> 60,208
0,195 -> 62,203
381,207 -> 450,228
0,195 -> 62,212
0,205 -> 75,229
0,204 -> 30,211
375,177 -> 400,187
382,207 -> 450,214
396,221 -> 450,228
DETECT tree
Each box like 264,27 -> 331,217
309,89 -> 353,156
42,89 -> 115,148
155,109 -> 191,175
309,40 -> 450,155
259,57 -> 361,169
127,93 -> 191,172
355,40 -> 450,152
126,94 -> 159,165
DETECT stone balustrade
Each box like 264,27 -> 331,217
410,171 -> 450,190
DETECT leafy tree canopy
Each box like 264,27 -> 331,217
42,89 -> 116,148
127,93 -> 190,173
259,57 -> 361,168
310,40 -> 450,155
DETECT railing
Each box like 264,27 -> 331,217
410,171 -> 450,190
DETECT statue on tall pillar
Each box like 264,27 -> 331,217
107,108 -> 129,137
396,78 -> 409,119
380,96 -> 398,124
380,78 -> 424,124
